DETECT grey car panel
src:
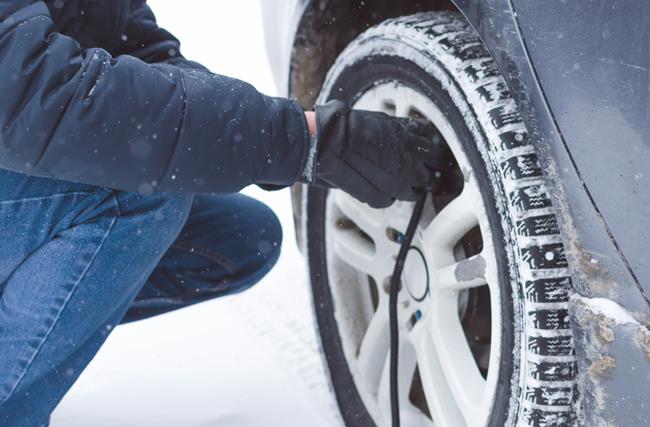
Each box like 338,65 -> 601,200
462,2 -> 650,423
452,0 -> 650,317
511,0 -> 650,307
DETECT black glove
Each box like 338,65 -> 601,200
309,100 -> 452,208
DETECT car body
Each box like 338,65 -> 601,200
261,1 -> 650,425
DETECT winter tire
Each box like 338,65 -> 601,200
304,12 -> 577,427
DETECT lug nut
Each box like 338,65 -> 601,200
386,228 -> 405,243
383,278 -> 402,294
407,310 -> 423,331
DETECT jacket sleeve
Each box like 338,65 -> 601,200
0,2 -> 309,193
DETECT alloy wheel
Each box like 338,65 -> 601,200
325,83 -> 502,426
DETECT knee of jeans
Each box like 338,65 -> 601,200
149,194 -> 194,244
229,201 -> 283,293
254,202 -> 283,269
116,192 -> 193,248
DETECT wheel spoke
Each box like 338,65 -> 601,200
413,329 -> 466,426
422,182 -> 480,251
435,253 -> 489,291
355,301 -> 390,394
394,99 -> 413,118
330,190 -> 399,281
354,90 -> 390,113
329,225 -> 379,276
333,190 -> 383,241
415,296 -> 487,426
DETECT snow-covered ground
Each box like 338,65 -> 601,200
52,2 -> 341,426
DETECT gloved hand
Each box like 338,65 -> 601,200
306,100 -> 453,208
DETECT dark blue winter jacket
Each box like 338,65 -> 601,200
0,0 -> 310,193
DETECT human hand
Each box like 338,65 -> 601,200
309,100 -> 453,208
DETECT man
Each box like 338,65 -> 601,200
0,1 -> 449,425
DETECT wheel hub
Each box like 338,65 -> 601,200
403,246 -> 429,303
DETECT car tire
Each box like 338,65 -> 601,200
303,11 -> 577,427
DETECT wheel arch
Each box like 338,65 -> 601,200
289,0 -> 458,108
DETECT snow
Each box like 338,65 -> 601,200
51,2 -> 341,426
573,295 -> 639,326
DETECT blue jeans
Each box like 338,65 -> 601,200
0,170 -> 283,426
